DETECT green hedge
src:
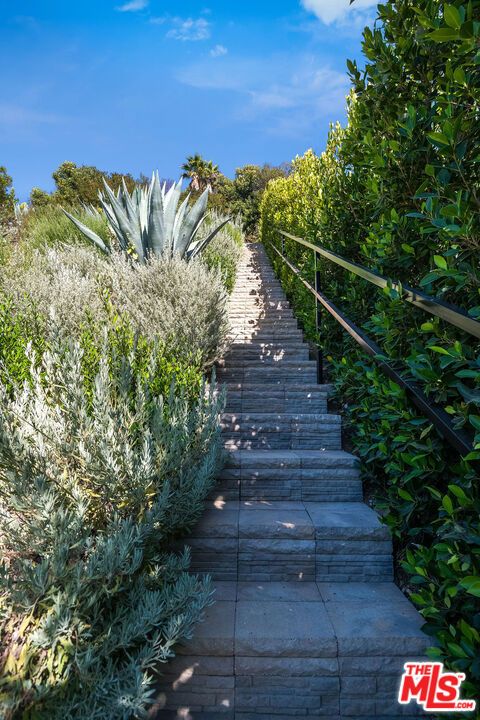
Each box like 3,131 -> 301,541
261,0 -> 480,697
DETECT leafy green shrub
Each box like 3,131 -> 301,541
202,214 -> 244,292
21,204 -> 110,252
0,297 -> 46,391
0,337 -> 224,719
261,0 -> 480,695
30,160 -> 139,208
0,166 -> 16,225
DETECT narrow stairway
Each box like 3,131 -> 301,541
155,243 -> 428,719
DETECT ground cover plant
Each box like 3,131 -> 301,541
261,0 -> 480,697
0,176 -> 244,718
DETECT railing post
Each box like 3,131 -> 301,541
281,234 -> 285,257
314,251 -> 323,384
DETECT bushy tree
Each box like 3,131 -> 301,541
224,163 -> 289,237
29,186 -> 52,210
52,161 -> 138,207
29,162 -> 141,209
261,0 -> 480,695
0,166 -> 16,224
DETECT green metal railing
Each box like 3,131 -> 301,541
270,230 -> 480,457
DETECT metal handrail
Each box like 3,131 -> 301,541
270,234 -> 475,457
277,230 -> 480,340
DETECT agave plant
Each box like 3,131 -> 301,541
14,202 -> 29,223
63,173 -> 229,262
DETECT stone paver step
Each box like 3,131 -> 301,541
225,385 -> 328,413
218,362 -> 319,385
157,581 -> 428,719
221,352 -> 310,366
227,340 -> 308,350
221,412 -> 342,450
215,449 -> 362,502
185,500 -> 393,583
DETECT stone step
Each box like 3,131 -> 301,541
225,385 -> 328,413
230,291 -> 286,299
229,299 -> 292,310
227,331 -> 306,343
220,349 -> 311,366
228,341 -> 308,351
229,319 -> 299,330
217,362 -> 318,385
225,338 -> 310,354
214,449 -> 362,502
229,316 -> 297,324
221,412 -> 342,451
185,500 -> 393,583
155,581 -> 428,719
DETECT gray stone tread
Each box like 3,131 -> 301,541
225,448 -> 359,468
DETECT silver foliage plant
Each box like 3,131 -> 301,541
1,245 -> 230,366
0,338 -> 225,718
63,173 -> 230,262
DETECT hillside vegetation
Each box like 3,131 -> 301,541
261,0 -> 480,696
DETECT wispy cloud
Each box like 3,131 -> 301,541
12,15 -> 40,30
300,0 -> 377,25
0,103 -> 63,130
177,54 -> 348,137
210,44 -> 228,58
116,0 -> 148,13
166,17 -> 211,41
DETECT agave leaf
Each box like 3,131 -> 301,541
172,194 -> 191,249
147,174 -> 165,257
61,209 -> 110,254
101,179 -> 144,260
121,180 -> 148,255
174,189 -> 209,257
188,218 -> 231,260
163,179 -> 183,256
138,185 -> 150,236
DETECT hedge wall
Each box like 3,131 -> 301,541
261,0 -> 480,698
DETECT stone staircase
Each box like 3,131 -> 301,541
155,243 -> 428,719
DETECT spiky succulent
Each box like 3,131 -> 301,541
63,173 -> 229,262
14,202 -> 29,223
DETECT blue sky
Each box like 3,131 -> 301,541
0,0 -> 377,199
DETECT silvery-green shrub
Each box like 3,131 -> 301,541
0,337 -> 224,718
1,246 -> 230,366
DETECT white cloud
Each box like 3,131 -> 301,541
167,17 -> 211,41
177,54 -> 349,137
116,0 -> 148,12
210,44 -> 228,58
301,0 -> 377,25
0,103 -> 64,140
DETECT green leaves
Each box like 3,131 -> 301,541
444,4 -> 462,30
460,576 -> 480,598
434,254 -> 448,269
427,132 -> 450,147
260,0 -> 480,690
442,494 -> 454,515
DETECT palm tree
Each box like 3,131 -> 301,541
182,154 -> 219,192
